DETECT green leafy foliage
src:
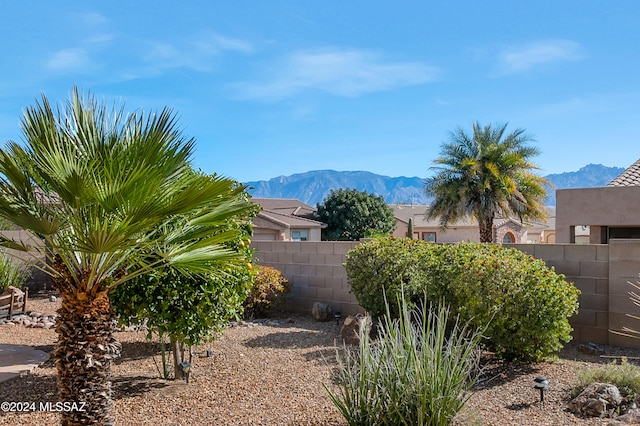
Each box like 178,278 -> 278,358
314,188 -> 396,241
326,293 -> 485,426
345,238 -> 581,361
0,254 -> 30,292
111,262 -> 253,346
243,265 -> 290,319
110,176 -> 259,348
344,237 -> 438,317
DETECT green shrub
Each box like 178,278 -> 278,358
345,238 -> 580,361
442,243 -> 580,361
0,254 -> 31,293
243,265 -> 289,318
326,293 -> 485,426
574,358 -> 640,401
344,237 -> 441,317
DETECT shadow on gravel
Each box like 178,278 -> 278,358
0,373 -> 57,405
116,341 -> 163,363
112,375 -> 170,399
244,330 -> 336,350
474,360 -> 539,390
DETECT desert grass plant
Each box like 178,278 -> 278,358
326,293 -> 486,426
574,357 -> 640,401
0,253 -> 30,293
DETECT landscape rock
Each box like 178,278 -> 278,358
311,302 -> 333,322
569,382 -> 623,417
612,408 -> 640,424
339,314 -> 370,345
577,342 -> 606,356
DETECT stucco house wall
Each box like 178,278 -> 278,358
391,204 -> 553,244
556,186 -> 640,243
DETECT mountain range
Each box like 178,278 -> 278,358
245,164 -> 625,207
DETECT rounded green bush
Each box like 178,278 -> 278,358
345,238 -> 581,361
344,237 -> 439,317
243,265 -> 290,318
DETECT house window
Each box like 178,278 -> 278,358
291,229 -> 308,241
502,232 -> 515,244
422,232 -> 436,242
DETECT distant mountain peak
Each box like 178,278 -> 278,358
245,164 -> 624,206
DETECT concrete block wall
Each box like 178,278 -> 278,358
251,241 -> 364,316
253,240 -> 640,348
608,240 -> 640,347
511,243 -> 611,346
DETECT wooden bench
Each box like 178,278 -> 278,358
0,287 -> 28,319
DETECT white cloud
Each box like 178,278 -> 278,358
498,40 -> 583,74
46,48 -> 91,72
79,11 -> 109,27
232,48 -> 439,100
195,32 -> 253,54
140,33 -> 253,73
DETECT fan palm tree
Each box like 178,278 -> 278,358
0,88 -> 255,425
424,122 -> 550,243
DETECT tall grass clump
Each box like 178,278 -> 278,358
0,253 -> 30,292
326,293 -> 486,426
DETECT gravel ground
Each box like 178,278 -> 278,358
1,295 -> 639,425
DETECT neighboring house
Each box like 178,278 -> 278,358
556,159 -> 640,243
391,204 -> 555,244
251,198 -> 326,241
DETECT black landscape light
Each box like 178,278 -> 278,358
334,311 -> 342,326
534,376 -> 549,402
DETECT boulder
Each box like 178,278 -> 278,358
339,314 -> 371,345
577,342 -> 606,356
568,382 -> 622,417
311,302 -> 333,322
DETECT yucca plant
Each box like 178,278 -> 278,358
326,292 -> 486,426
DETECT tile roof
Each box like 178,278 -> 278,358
251,198 -> 326,228
608,159 -> 640,187
251,198 -> 316,219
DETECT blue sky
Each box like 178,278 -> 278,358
0,1 -> 638,182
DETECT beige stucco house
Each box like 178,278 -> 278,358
556,160 -> 640,243
251,198 -> 326,241
391,204 -> 555,244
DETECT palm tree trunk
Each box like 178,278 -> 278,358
479,216 -> 495,243
53,289 -> 121,425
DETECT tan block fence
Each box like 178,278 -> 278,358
251,239 -> 640,348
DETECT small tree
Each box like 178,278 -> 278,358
407,218 -> 414,239
110,186 -> 258,379
314,188 -> 396,241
